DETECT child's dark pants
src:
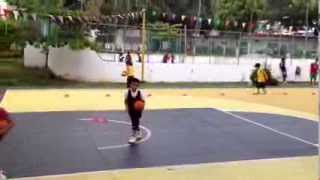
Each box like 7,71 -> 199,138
129,111 -> 141,131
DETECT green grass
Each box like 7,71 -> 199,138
0,58 -> 313,89
0,58 -> 74,87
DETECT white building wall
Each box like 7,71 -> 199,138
24,46 -> 314,83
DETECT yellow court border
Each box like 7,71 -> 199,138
0,88 -> 317,180
0,88 -> 317,120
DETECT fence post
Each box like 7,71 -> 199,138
209,37 -> 212,64
237,32 -> 242,65
179,29 -> 183,63
141,9 -> 146,82
184,25 -> 187,63
278,33 -> 282,57
290,35 -> 293,65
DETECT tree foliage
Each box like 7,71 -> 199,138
6,0 -> 64,14
215,0 -> 267,22
5,0 -> 95,50
148,23 -> 181,41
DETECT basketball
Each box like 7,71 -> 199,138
134,101 -> 145,111
0,120 -> 8,129
121,70 -> 128,77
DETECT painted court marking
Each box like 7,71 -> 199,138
219,110 -> 319,148
79,118 -> 152,150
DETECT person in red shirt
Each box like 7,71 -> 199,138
310,58 -> 319,86
162,53 -> 169,63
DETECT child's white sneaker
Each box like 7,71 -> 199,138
135,131 -> 142,140
128,135 -> 136,144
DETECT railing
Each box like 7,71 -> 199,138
94,25 -> 317,64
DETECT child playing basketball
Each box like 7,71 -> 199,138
124,78 -> 145,144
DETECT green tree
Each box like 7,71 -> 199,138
100,0 -> 148,15
289,0 -> 317,25
7,0 -> 64,14
148,22 -> 181,40
216,0 -> 266,28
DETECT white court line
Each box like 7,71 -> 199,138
218,110 -> 319,148
79,118 -> 152,150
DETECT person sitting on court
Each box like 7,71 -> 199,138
124,78 -> 145,143
295,66 -> 301,81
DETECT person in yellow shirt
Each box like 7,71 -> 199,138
125,51 -> 135,88
253,63 -> 269,94
126,65 -> 135,87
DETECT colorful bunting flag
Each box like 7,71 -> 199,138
31,13 -> 37,21
13,10 -> 19,20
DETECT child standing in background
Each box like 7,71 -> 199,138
253,63 -> 269,94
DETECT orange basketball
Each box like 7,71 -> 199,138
0,120 -> 8,129
134,101 -> 145,111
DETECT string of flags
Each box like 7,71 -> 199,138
1,8 -> 145,25
1,7 -> 253,31
148,11 -> 256,31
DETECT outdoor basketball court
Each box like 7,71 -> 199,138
0,88 -> 318,179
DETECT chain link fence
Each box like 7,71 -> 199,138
95,25 -> 318,64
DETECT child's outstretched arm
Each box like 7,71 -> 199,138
140,91 -> 146,103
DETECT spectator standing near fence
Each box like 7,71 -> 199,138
137,52 -> 142,63
310,58 -> 319,87
162,53 -> 169,63
119,52 -> 125,62
170,53 -> 175,64
126,52 -> 133,65
279,57 -> 287,83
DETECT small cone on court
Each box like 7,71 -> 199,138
105,94 -> 111,97
64,94 -> 70,98
92,117 -> 108,125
